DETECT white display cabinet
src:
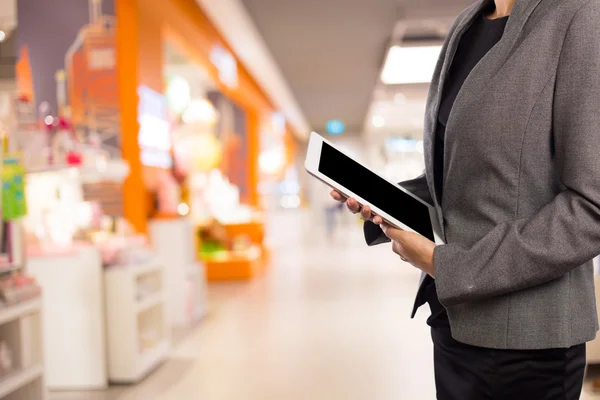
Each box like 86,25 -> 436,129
27,246 -> 106,390
104,261 -> 170,383
149,218 -> 207,327
0,299 -> 46,400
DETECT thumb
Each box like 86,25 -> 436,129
380,223 -> 404,240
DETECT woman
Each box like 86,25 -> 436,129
331,0 -> 600,398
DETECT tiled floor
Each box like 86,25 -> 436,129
49,210 -> 600,399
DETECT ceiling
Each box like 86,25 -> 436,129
240,0 -> 475,136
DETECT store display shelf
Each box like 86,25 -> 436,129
0,299 -> 41,327
28,246 -> 105,390
137,340 -> 169,380
109,261 -> 162,277
0,364 -> 43,399
136,293 -> 163,314
105,261 -> 170,383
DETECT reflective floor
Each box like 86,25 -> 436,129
50,210 -> 600,399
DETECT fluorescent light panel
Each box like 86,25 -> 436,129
381,45 -> 443,85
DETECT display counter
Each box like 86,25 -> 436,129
149,218 -> 206,326
203,246 -> 263,281
27,244 -> 106,390
104,260 -> 170,383
197,213 -> 270,281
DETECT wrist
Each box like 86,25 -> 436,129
425,245 -> 436,277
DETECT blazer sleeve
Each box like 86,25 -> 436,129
434,1 -> 600,307
364,173 -> 433,246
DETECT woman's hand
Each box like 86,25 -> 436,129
329,190 -> 383,225
380,223 -> 436,277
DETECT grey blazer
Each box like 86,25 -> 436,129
366,0 -> 600,350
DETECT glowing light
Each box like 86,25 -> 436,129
326,120 -> 345,135
44,116 -> 54,125
182,99 -> 217,125
280,195 -> 301,209
381,45 -> 443,84
0,31 -> 6,43
371,115 -> 385,128
166,76 -> 191,114
177,203 -> 190,216
259,149 -> 285,175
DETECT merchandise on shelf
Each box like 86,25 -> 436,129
0,273 -> 42,308
2,154 -> 27,221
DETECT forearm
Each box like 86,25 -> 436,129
435,189 -> 600,306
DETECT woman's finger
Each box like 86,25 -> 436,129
372,215 -> 383,225
330,190 -> 346,202
346,198 -> 361,214
360,205 -> 372,220
380,223 -> 405,239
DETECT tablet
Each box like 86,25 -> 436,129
305,132 -> 444,244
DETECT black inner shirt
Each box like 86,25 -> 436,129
426,11 -> 509,328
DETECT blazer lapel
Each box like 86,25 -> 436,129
424,0 -> 486,237
441,0 -> 545,196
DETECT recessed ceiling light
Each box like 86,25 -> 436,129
381,45 -> 443,85
371,115 -> 385,128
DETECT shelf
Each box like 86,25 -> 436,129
0,299 -> 41,326
108,261 -> 162,277
136,293 -> 163,314
137,340 -> 169,379
0,364 -> 43,398
0,265 -> 23,277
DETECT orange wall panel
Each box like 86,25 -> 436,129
116,0 -> 148,233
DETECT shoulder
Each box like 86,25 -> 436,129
537,0 -> 600,28
525,0 -> 600,51
558,0 -> 600,44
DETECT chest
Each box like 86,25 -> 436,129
439,17 -> 567,159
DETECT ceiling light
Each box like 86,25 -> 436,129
381,45 -> 443,85
0,31 -> 5,43
371,115 -> 385,128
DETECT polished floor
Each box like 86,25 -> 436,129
50,209 -> 600,399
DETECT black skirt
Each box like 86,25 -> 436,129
431,326 -> 586,400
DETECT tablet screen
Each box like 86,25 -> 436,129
318,142 -> 435,241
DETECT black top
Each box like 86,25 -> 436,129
427,12 -> 509,328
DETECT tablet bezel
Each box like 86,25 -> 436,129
305,131 -> 444,245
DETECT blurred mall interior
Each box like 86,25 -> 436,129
0,0 -> 595,399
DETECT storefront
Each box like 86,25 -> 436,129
5,0 -> 300,393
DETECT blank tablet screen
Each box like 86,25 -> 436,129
318,142 -> 434,241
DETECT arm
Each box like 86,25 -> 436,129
434,1 -> 600,307
364,173 -> 433,246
